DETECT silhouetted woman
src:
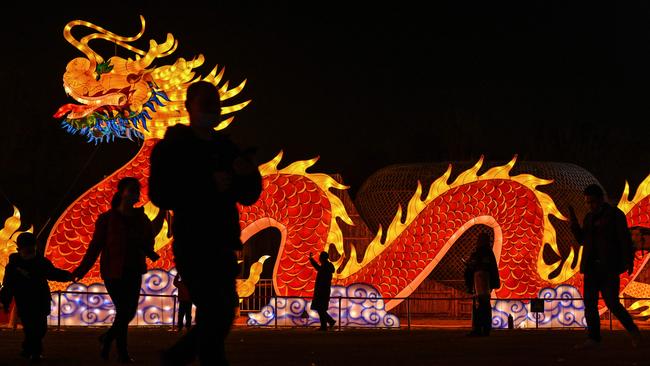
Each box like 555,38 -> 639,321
309,251 -> 336,331
464,232 -> 500,336
72,177 -> 159,363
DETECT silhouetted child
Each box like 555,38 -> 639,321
173,274 -> 192,332
0,232 -> 72,362
309,251 -> 336,331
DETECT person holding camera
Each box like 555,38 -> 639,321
150,81 -> 262,365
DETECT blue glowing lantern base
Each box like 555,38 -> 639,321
247,283 -> 400,328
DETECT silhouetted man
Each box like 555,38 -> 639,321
569,184 -> 641,348
308,251 -> 336,331
150,81 -> 262,365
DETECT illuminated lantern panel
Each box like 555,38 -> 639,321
492,285 -> 586,329
48,269 -> 184,326
247,284 -> 399,328
43,150 -> 650,328
38,15 -> 650,329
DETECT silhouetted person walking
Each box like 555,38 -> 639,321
0,232 -> 72,362
150,81 -> 262,365
72,177 -> 159,363
464,232 -> 500,337
173,273 -> 192,332
569,184 -> 642,348
309,251 -> 336,331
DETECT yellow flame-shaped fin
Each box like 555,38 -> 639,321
618,174 -> 650,215
143,202 -> 172,253
236,255 -> 271,299
629,300 -> 650,317
0,207 -> 33,282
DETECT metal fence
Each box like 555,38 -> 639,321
240,279 -> 274,313
19,290 -> 647,331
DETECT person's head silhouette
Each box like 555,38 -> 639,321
583,184 -> 605,214
476,232 -> 492,249
111,177 -> 141,209
185,81 -> 221,129
16,232 -> 38,259
319,251 -> 329,263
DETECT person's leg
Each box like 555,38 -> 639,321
197,283 -> 236,365
162,268 -> 202,365
163,321 -> 198,365
583,273 -> 601,342
20,314 -> 35,357
103,278 -> 121,347
114,275 -> 142,360
316,309 -> 328,330
32,315 -> 48,358
476,297 -> 485,335
162,249 -> 237,365
601,273 -> 640,335
180,302 -> 192,330
196,300 -> 231,365
185,302 -> 193,330
477,294 -> 491,336
326,310 -> 336,327
468,297 -> 481,335
177,302 -> 186,331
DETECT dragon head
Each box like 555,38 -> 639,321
54,15 -> 250,143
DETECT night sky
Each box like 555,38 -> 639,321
1,1 -> 650,235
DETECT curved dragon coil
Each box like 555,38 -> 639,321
329,156 -> 584,310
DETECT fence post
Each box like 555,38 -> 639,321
407,297 -> 411,330
171,295 -> 177,331
338,297 -> 342,331
274,297 -> 278,329
57,291 -> 61,331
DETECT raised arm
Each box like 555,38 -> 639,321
309,256 -> 321,271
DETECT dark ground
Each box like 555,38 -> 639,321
0,326 -> 648,366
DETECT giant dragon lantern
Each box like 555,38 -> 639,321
1,15 -> 647,328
